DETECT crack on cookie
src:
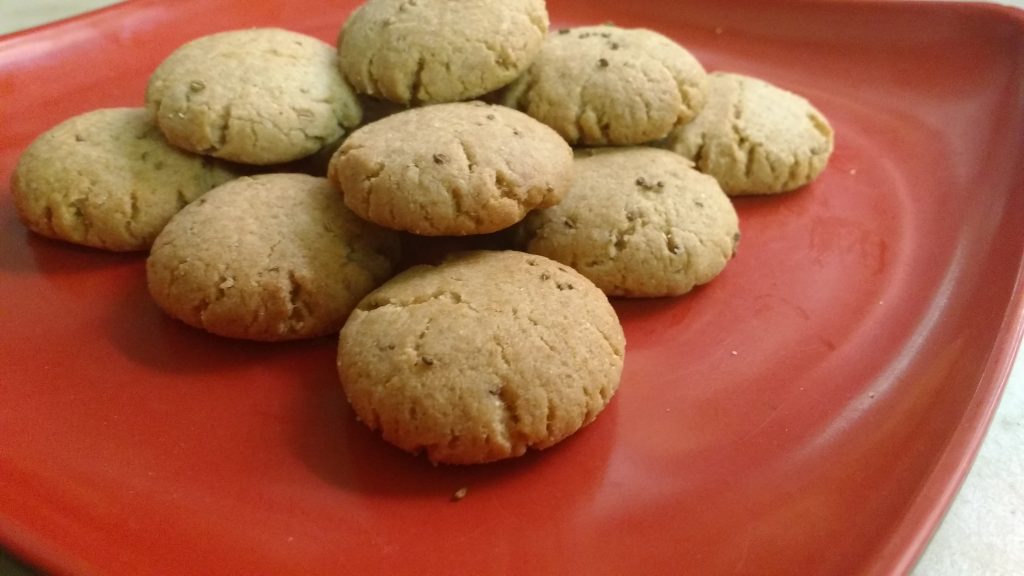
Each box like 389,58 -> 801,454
494,170 -> 519,202
544,398 -> 556,437
503,66 -> 539,113
455,137 -> 478,173
496,381 -> 521,424
526,8 -> 548,37
192,297 -> 212,325
41,205 -> 55,233
68,196 -> 93,238
687,130 -> 711,171
665,230 -> 682,255
363,44 -> 383,98
286,270 -> 310,333
527,315 -> 561,355
448,184 -> 468,225
492,379 -> 526,450
584,318 -> 626,361
265,238 -> 284,265
728,90 -> 756,181
411,313 -> 432,362
485,39 -> 517,73
361,160 -> 387,185
210,100 -> 233,153
493,336 -> 513,371
410,54 -> 428,105
808,111 -> 833,140
214,273 -> 234,300
361,402 -> 383,431
785,155 -> 806,190
358,289 -> 464,312
357,161 -> 387,221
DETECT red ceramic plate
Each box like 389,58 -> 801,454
2,0 -> 1023,574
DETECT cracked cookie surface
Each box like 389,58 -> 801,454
517,147 -> 739,297
338,0 -> 548,104
337,250 -> 625,465
662,72 -> 834,195
11,107 -> 242,252
500,25 -> 708,146
146,173 -> 401,341
328,101 -> 572,236
146,28 -> 362,165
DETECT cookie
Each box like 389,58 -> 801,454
500,25 -> 708,146
517,147 -> 739,297
146,28 -> 362,165
338,0 -> 548,104
328,101 -> 572,236
11,107 -> 241,252
146,173 -> 401,341
337,250 -> 626,464
661,72 -> 834,195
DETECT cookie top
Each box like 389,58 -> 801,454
517,147 -> 739,297
337,250 -> 626,464
328,101 -> 573,236
338,0 -> 548,104
11,107 -> 241,252
146,173 -> 401,341
146,28 -> 362,165
500,25 -> 708,146
662,72 -> 834,195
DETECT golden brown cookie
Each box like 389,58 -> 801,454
11,107 -> 241,252
337,250 -> 626,464
517,147 -> 739,297
662,72 -> 834,195
146,28 -> 362,165
338,0 -> 548,104
328,101 -> 572,236
147,173 -> 401,341
501,25 -> 708,146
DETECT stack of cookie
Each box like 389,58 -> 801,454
8,0 -> 835,465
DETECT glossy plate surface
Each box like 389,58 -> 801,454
2,1 -> 1023,574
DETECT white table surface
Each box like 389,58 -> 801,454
1,1 -> 1022,575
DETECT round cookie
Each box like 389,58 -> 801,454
337,250 -> 626,465
146,28 -> 362,165
147,173 -> 401,341
328,101 -> 572,236
338,0 -> 548,104
517,147 -> 739,297
500,25 -> 708,146
662,72 -> 834,195
11,107 -> 241,252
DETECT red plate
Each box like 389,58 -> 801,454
2,1 -> 1023,574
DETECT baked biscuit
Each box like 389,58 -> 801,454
11,107 -> 241,252
338,0 -> 548,104
146,28 -> 362,165
328,102 -> 572,236
501,25 -> 708,146
662,72 -> 834,194
337,250 -> 626,465
517,147 -> 739,297
147,173 -> 401,341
